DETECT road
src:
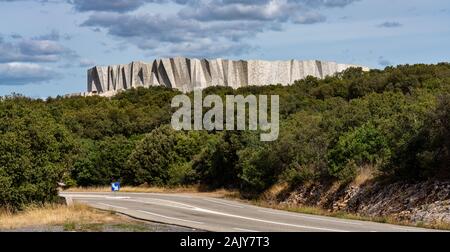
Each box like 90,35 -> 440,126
60,192 -> 436,232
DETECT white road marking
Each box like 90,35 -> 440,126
258,209 -> 362,225
194,208 -> 350,232
130,193 -> 194,199
98,203 -> 128,210
60,194 -> 109,198
127,198 -> 196,210
233,228 -> 260,232
202,198 -> 244,208
137,210 -> 204,225
60,194 -> 129,199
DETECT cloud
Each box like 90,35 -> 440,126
377,21 -> 402,28
81,12 -> 261,56
1,0 -> 359,57
1,0 -> 359,58
178,1 -> 292,22
66,0 -> 166,13
65,0 -> 359,14
0,62 -> 58,85
293,12 -> 326,24
82,12 -> 266,42
0,35 -> 76,63
79,0 -> 358,57
178,0 -> 354,23
320,0 -> 360,8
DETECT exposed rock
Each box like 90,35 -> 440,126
279,180 -> 450,226
86,57 -> 369,96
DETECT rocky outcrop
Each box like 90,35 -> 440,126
87,57 -> 368,95
277,180 -> 450,226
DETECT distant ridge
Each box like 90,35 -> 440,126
82,57 -> 369,97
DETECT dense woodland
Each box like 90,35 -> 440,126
2,63 -> 450,210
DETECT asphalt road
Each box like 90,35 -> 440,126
60,192 -> 436,232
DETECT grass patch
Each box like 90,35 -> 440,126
111,223 -> 151,232
64,185 -> 240,198
0,203 -> 179,232
0,203 -> 122,230
64,185 -> 201,193
63,222 -> 77,231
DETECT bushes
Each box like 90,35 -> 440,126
192,131 -> 243,189
238,142 -> 281,193
126,126 -> 207,186
327,123 -> 390,181
0,100 -> 75,210
71,136 -> 136,186
126,126 -> 179,185
387,94 -> 450,179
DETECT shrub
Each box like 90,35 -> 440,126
125,126 -> 207,186
387,94 -> 450,178
327,123 -> 390,181
0,101 -> 75,210
193,132 -> 243,189
71,136 -> 136,186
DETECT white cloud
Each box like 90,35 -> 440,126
0,62 -> 58,85
0,36 -> 77,63
79,0 -> 358,57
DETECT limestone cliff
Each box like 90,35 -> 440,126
86,57 -> 369,96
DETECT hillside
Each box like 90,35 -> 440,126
1,63 -> 450,225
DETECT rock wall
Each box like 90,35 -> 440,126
276,180 -> 450,226
87,57 -> 368,95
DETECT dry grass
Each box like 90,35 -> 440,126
65,185 -> 200,193
259,183 -> 289,199
353,165 -> 376,186
251,200 -> 389,222
64,185 -> 240,198
0,204 -> 120,230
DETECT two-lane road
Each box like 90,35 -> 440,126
60,192 -> 436,232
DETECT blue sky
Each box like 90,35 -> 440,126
0,0 -> 449,98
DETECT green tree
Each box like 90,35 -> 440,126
0,100 -> 75,210
327,123 -> 390,181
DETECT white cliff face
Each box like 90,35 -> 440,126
86,57 -> 369,96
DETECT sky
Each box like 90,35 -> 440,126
0,0 -> 449,98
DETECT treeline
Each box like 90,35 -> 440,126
1,63 -> 450,209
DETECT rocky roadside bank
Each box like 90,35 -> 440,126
272,180 -> 450,227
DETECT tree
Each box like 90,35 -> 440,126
126,126 -> 178,185
71,136 -> 136,186
327,123 -> 390,181
0,101 -> 75,210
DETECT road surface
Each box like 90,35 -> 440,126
60,192 -> 436,232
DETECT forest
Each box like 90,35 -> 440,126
1,63 -> 450,210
